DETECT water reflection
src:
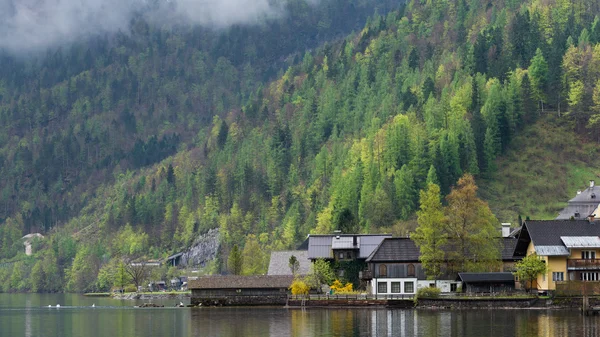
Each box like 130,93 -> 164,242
189,307 -> 600,337
4,294 -> 600,337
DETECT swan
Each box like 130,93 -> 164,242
92,303 -> 95,308
48,305 -> 52,307
56,304 -> 60,308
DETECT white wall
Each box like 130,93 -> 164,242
373,278 -> 462,295
372,278 -> 418,295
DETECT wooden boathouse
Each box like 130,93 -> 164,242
189,275 -> 294,306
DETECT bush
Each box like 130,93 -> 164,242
289,279 -> 310,295
416,287 -> 441,299
124,284 -> 138,293
330,279 -> 354,294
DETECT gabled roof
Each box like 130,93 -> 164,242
525,220 -> 596,246
457,272 -> 514,283
514,220 -> 599,257
561,236 -> 600,248
189,275 -> 294,289
267,251 -> 311,276
367,237 -> 520,263
366,238 -> 420,262
567,185 -> 600,203
501,238 -> 520,260
307,234 -> 392,259
556,185 -> 600,220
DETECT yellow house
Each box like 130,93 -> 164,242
514,220 -> 600,292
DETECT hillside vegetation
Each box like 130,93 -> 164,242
481,114 -> 600,222
2,0 -> 600,293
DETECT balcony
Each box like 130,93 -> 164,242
567,259 -> 600,270
359,270 -> 373,280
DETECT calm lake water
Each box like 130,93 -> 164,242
1,294 -> 600,336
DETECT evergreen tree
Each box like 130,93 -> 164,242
228,244 -> 243,275
413,183 -> 447,280
529,48 -> 549,112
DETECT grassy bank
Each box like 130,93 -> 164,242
480,115 -> 600,224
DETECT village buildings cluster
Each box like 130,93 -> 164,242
189,180 -> 600,304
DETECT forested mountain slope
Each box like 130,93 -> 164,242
2,0 -> 600,293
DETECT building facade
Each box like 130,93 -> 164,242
514,220 -> 600,292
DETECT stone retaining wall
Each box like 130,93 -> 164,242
287,299 -> 414,308
417,297 -> 541,308
192,295 -> 288,306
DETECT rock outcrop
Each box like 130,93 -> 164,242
180,228 -> 220,268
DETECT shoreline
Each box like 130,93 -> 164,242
87,292 -> 191,300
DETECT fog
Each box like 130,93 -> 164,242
0,0 -> 300,52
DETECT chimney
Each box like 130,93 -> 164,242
501,223 -> 511,238
591,180 -> 595,188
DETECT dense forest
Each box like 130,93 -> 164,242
2,0 -> 600,293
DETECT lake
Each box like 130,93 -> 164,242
1,294 -> 600,336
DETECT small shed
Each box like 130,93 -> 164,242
457,272 -> 515,293
166,252 -> 184,267
189,275 -> 294,306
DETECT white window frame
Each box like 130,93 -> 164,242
582,251 -> 596,260
552,272 -> 564,282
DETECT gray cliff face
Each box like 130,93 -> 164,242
181,228 -> 220,268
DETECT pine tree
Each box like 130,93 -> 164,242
228,244 -> 243,275
529,48 -> 548,112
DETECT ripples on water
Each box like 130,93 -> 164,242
1,294 -> 600,336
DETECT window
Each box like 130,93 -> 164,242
552,272 -> 564,282
404,282 -> 414,293
391,282 -> 401,293
378,282 -> 387,294
581,272 -> 599,281
407,264 -> 415,277
582,251 -> 596,260
379,264 -> 387,277
339,252 -> 344,259
450,283 -> 458,292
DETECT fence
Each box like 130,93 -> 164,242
555,281 -> 600,297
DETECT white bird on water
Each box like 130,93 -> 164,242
92,303 -> 95,308
56,304 -> 60,308
179,302 -> 183,306
47,305 -> 51,307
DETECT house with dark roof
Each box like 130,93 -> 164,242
365,238 -> 438,295
306,234 -> 391,286
557,180 -> 600,220
364,235 -> 521,296
514,219 -> 600,292
189,275 -> 294,306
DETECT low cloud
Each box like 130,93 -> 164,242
0,0 -> 290,52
